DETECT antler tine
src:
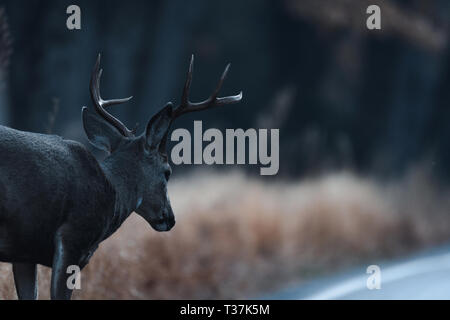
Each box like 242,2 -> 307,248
90,54 -> 134,137
172,55 -> 243,118
180,54 -> 194,108
206,63 -> 242,107
210,63 -> 230,100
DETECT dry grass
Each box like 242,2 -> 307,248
2,167 -> 450,299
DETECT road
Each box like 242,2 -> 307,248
264,244 -> 450,300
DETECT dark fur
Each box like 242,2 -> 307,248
0,104 -> 174,299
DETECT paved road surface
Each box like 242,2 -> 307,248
264,244 -> 450,299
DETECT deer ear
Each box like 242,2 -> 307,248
82,107 -> 124,153
145,103 -> 173,150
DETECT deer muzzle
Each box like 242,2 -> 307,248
148,208 -> 175,232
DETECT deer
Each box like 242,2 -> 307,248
0,54 -> 242,300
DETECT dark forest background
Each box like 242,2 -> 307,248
0,0 -> 449,179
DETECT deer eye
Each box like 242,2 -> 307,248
164,169 -> 171,181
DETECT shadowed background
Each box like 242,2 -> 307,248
0,0 -> 450,299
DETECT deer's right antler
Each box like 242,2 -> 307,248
172,55 -> 243,119
90,54 -> 135,137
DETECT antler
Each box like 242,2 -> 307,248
90,54 -> 135,137
172,55 -> 242,119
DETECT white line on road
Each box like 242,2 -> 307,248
304,252 -> 450,299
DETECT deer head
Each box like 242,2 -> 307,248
82,54 -> 242,232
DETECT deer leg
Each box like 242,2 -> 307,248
13,263 -> 38,300
50,232 -> 82,300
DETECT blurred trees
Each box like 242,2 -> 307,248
0,8 -> 12,125
0,0 -> 449,178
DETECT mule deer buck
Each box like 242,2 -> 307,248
0,54 -> 242,300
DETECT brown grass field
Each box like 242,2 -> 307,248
2,167 -> 450,299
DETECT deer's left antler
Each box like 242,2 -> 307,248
172,55 -> 243,119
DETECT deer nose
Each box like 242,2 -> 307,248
167,215 -> 175,229
163,206 -> 175,229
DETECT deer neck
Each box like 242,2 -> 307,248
100,158 -> 141,228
